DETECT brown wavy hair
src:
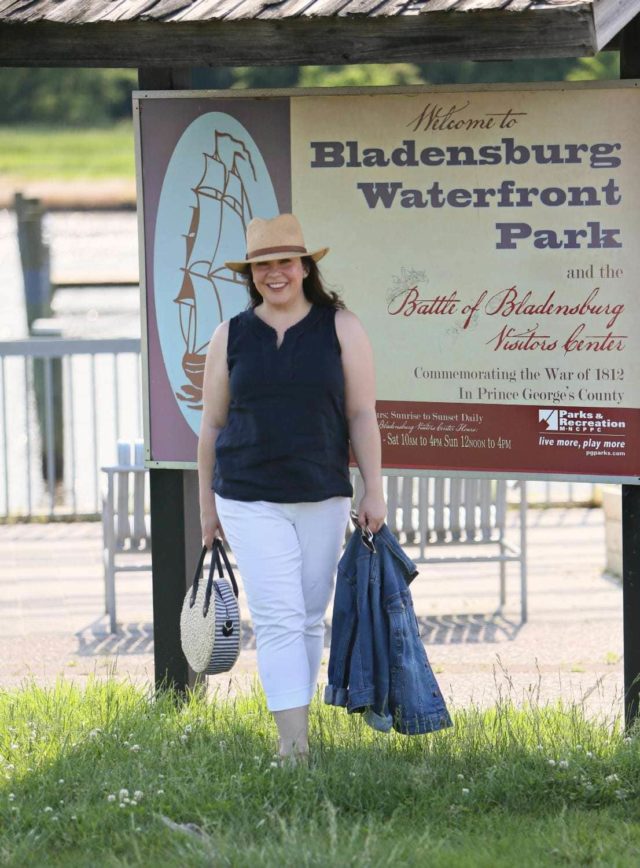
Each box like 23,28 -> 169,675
246,257 -> 345,310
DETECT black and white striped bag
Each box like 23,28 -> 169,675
180,540 -> 241,675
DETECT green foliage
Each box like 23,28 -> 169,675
0,679 -> 639,866
419,57 -> 580,86
567,53 -> 620,81
0,69 -> 137,126
231,66 -> 301,89
0,52 -> 621,127
298,64 -> 425,88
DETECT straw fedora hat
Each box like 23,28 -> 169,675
225,214 -> 329,274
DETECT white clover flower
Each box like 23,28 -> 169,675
559,760 -> 569,769
548,759 -> 556,767
184,724 -> 192,734
130,800 -> 138,807
119,803 -> 126,809
462,788 -> 470,795
576,744 -> 583,750
180,735 -> 188,743
605,773 -> 620,783
7,764 -> 14,771
129,745 -> 140,753
71,815 -> 77,821
349,772 -> 356,778
51,816 -> 59,822
8,793 -> 15,801
269,761 -> 278,768
158,774 -> 165,779
10,744 -> 18,751
536,744 -> 543,751
59,800 -> 64,806
457,773 -> 465,780
118,789 -> 129,800
44,806 -> 53,813
123,798 -> 131,805
156,789 -> 165,796
123,741 -> 130,748
586,751 -> 594,758
135,826 -> 142,833
134,791 -> 143,801
107,794 -> 116,803
58,779 -> 64,785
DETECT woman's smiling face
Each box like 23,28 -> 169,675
250,257 -> 306,307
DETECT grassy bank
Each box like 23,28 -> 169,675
0,123 -> 134,182
1,680 -> 638,866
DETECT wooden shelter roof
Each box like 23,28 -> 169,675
0,0 -> 637,66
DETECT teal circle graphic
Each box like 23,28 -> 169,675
154,112 -> 279,435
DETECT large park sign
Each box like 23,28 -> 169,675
135,81 -> 640,482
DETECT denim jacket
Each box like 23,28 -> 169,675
324,524 -> 453,736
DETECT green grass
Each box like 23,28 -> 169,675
0,123 -> 135,181
1,679 -> 639,866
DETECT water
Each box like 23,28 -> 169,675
1,209 -> 141,516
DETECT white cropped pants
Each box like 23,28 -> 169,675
215,494 -> 351,712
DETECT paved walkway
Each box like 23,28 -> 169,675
0,508 -> 623,721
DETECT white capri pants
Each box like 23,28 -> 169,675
215,494 -> 351,712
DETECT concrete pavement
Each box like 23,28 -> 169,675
0,508 -> 623,721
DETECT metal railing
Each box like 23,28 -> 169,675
0,337 -> 142,518
0,336 -> 600,520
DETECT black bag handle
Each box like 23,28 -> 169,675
188,546 -> 209,608
212,538 -> 240,599
188,540 -> 239,615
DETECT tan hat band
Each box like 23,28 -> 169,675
246,244 -> 308,260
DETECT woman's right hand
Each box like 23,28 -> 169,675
201,506 -> 224,550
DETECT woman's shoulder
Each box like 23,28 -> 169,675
211,309 -> 251,342
334,308 -> 365,338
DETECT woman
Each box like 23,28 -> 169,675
198,213 -> 385,761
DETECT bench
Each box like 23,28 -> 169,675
353,474 -> 528,622
101,440 -> 151,633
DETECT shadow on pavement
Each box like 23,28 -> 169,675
74,612 -> 519,656
75,619 -> 258,656
416,613 -> 522,644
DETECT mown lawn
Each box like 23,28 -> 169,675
0,123 -> 135,181
1,679 -> 639,867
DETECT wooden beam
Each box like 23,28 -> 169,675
138,67 -> 191,90
0,12 -> 596,68
595,0 -> 640,52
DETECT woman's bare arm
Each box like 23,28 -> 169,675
198,320 -> 230,548
335,309 -> 386,533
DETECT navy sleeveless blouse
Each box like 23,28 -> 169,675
213,304 -> 353,503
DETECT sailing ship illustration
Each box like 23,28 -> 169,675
174,131 -> 257,409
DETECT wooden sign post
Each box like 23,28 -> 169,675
620,16 -> 640,728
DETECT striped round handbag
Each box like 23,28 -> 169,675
180,539 -> 241,675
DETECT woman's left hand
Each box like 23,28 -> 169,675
357,491 -> 387,535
